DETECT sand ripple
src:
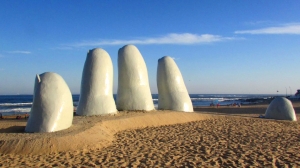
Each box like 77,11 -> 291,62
98,117 -> 300,167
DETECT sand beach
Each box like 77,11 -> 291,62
0,102 -> 299,167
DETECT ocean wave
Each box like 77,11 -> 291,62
0,107 -> 31,114
190,98 -> 240,102
0,102 -> 32,107
152,97 -> 241,102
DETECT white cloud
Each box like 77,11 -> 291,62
171,57 -> 180,60
243,20 -> 275,26
235,23 -> 300,35
52,46 -> 74,50
7,51 -> 31,54
65,33 -> 235,47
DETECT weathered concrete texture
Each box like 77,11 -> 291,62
265,97 -> 297,121
76,48 -> 117,116
157,56 -> 193,112
25,72 -> 73,132
117,45 -> 154,111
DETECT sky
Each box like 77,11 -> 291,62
0,0 -> 299,95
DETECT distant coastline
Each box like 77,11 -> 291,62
1,94 -> 296,116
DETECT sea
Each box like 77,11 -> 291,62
0,94 -> 281,116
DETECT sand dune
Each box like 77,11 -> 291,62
0,103 -> 299,167
0,111 -> 212,155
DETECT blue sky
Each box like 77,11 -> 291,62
0,0 -> 299,95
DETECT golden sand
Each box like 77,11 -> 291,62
0,102 -> 299,167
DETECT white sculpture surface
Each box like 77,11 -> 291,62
25,72 -> 73,133
265,97 -> 297,121
117,45 -> 154,111
157,56 -> 193,112
76,48 -> 117,116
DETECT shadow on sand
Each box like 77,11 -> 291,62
0,126 -> 25,133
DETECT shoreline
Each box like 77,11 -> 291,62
2,94 -> 297,117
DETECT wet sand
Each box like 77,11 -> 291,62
0,102 -> 299,167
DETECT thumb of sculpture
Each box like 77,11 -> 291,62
25,72 -> 73,133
